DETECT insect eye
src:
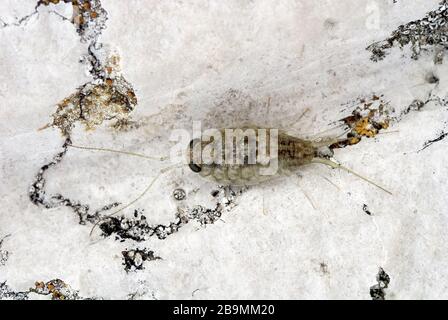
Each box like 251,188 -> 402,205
189,162 -> 202,173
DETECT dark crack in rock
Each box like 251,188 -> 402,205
122,249 -> 162,273
402,99 -> 426,116
1,279 -> 97,300
29,137 -> 120,225
370,267 -> 391,300
399,94 -> 448,153
29,0 -> 138,223
420,130 -> 448,152
0,235 -> 11,266
0,2 -> 42,29
368,0 -> 448,61
39,0 -> 107,42
30,139 -> 243,241
99,186 -> 244,242
0,282 -> 29,300
398,91 -> 446,121
29,137 -> 72,207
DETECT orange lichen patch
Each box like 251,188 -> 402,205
347,136 -> 361,145
45,48 -> 137,136
40,0 -> 107,41
82,1 -> 91,10
31,279 -> 73,300
34,281 -> 45,290
127,90 -> 136,99
73,14 -> 84,25
332,94 -> 392,149
51,76 -> 138,136
105,55 -> 121,74
354,117 -> 380,138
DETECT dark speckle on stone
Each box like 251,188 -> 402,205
426,72 -> 439,84
370,267 -> 390,300
363,204 -> 373,216
211,190 -> 220,197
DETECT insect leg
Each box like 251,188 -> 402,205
281,108 -> 311,128
294,174 -> 317,210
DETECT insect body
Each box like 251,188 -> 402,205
187,128 -> 391,194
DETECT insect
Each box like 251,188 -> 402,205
68,124 -> 392,237
186,128 -> 392,194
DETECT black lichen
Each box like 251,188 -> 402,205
0,235 -> 10,266
370,267 -> 390,300
122,249 -> 162,272
99,186 -> 242,242
368,0 -> 448,61
0,282 -> 29,300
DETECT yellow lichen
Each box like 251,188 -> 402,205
354,117 -> 377,138
334,94 -> 392,149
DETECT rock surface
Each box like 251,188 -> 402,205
1,0 -> 447,299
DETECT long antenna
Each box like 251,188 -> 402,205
312,158 -> 392,195
89,163 -> 183,237
68,144 -> 167,161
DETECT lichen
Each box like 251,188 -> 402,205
51,73 -> 137,136
99,186 -> 244,242
122,249 -> 162,273
332,95 -> 391,149
1,279 -> 93,300
367,0 -> 448,61
370,267 -> 391,300
39,0 -> 107,42
36,1 -> 137,136
0,235 -> 10,266
31,279 -> 81,300
0,282 -> 29,300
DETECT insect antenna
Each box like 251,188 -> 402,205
312,158 -> 392,195
89,163 -> 184,237
68,144 -> 168,161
